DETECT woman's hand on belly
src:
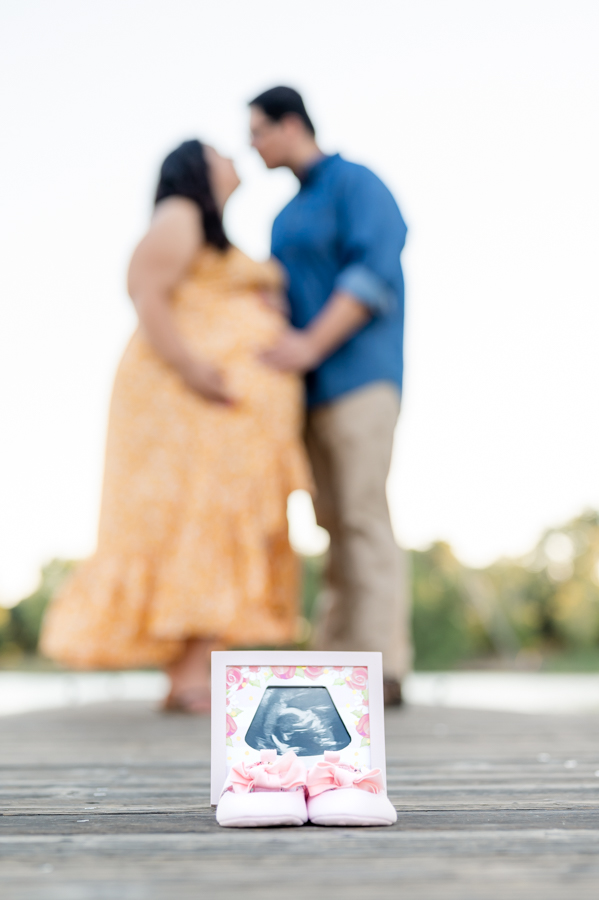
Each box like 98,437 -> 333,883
179,356 -> 235,405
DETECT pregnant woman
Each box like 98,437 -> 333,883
41,140 -> 310,712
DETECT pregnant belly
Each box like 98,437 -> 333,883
177,295 -> 295,407
178,294 -> 282,362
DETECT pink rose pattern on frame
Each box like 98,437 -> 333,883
224,665 -> 372,768
304,666 -> 324,680
346,667 -> 368,690
356,714 -> 370,738
226,667 -> 243,688
226,714 -> 237,738
271,666 -> 296,679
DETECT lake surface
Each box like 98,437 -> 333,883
2,670 -> 599,716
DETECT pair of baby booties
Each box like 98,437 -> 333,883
217,749 -> 397,827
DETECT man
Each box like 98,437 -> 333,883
250,86 -> 411,704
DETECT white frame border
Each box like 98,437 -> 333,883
210,650 -> 386,805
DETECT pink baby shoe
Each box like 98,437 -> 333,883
216,749 -> 308,827
306,751 -> 397,826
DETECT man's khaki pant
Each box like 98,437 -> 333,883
305,381 -> 412,681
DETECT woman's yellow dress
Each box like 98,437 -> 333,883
41,247 -> 311,668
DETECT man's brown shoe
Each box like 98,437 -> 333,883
383,679 -> 403,707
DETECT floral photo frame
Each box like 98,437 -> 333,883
210,651 -> 387,805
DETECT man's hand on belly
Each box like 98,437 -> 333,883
259,327 -> 320,374
259,290 -> 371,374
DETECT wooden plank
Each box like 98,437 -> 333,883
2,700 -> 599,898
2,831 -> 599,899
2,807 -> 599,834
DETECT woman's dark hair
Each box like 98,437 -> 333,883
155,140 -> 229,251
249,86 -> 315,136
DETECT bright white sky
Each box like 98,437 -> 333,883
1,0 -> 599,604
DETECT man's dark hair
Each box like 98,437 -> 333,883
249,86 -> 315,136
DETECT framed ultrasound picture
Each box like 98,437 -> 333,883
210,651 -> 386,805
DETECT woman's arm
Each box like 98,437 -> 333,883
127,197 -> 233,404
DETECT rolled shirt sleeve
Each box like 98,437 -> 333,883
333,166 -> 407,316
334,263 -> 396,316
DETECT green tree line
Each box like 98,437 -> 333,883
3,511 -> 599,670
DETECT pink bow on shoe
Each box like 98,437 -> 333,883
228,750 -> 307,794
306,751 -> 385,797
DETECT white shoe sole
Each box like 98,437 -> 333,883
307,789 -> 397,826
216,790 -> 308,828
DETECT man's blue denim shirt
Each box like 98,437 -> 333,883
271,153 -> 407,408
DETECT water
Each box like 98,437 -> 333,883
403,671 -> 599,714
1,670 -> 599,717
0,670 -> 168,716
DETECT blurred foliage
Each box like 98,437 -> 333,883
411,510 -> 599,669
304,510 -> 599,670
410,542 -> 493,669
0,559 -> 76,662
3,511 -> 599,670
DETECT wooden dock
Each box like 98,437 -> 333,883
2,699 -> 599,898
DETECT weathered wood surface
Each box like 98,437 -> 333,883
2,700 -> 599,898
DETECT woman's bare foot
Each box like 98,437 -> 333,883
162,686 -> 211,714
163,638 -> 217,714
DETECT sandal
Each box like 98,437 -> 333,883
216,750 -> 308,828
306,751 -> 397,826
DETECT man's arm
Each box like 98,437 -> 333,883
262,165 -> 406,374
259,290 -> 370,373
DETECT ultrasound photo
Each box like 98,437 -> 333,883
244,686 -> 351,756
